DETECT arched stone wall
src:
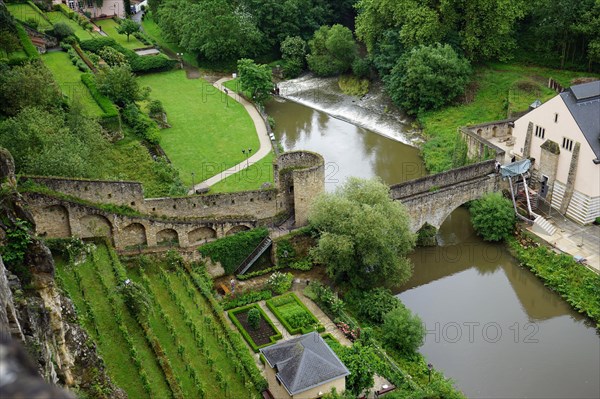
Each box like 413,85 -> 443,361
121,223 -> 147,248
188,227 -> 217,245
79,214 -> 112,239
156,228 -> 178,246
225,225 -> 250,236
37,205 -> 71,237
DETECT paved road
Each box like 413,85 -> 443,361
188,77 -> 273,193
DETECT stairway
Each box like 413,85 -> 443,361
532,215 -> 557,236
234,236 -> 273,275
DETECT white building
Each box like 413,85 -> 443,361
56,0 -> 126,19
512,80 -> 600,224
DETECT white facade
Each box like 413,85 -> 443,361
54,0 -> 126,19
512,83 -> 600,224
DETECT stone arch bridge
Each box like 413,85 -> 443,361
390,160 -> 502,233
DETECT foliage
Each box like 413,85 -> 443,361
266,293 -> 323,334
337,342 -> 378,395
0,61 -> 61,117
121,280 -> 152,322
416,223 -> 437,246
237,58 -> 273,104
304,281 -> 345,315
307,24 -> 356,76
80,72 -> 120,121
148,99 -> 165,118
95,64 -> 142,106
45,237 -> 88,263
98,45 -> 128,67
266,271 -> 293,295
247,307 -> 261,330
338,74 -> 369,97
121,103 -> 161,144
384,44 -> 471,115
117,18 -> 140,42
198,228 -> 269,274
469,192 -> 516,241
280,35 -> 306,66
52,21 -> 74,40
0,218 -> 32,283
382,305 -> 426,356
309,177 -> 416,289
0,106 -> 110,178
228,304 -> 282,352
0,30 -> 20,58
345,288 -> 399,324
509,235 -> 600,326
15,22 -> 39,59
222,289 -> 272,310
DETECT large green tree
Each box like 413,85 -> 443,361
95,65 -> 141,106
382,305 -> 425,356
306,24 -> 356,76
337,343 -> 377,395
469,192 -> 516,242
237,58 -> 273,104
117,19 -> 140,42
309,177 -> 415,289
384,43 -> 471,115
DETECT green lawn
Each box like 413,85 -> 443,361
46,11 -> 99,40
42,51 -> 104,117
96,18 -> 145,50
419,62 -> 599,173
209,151 -> 275,193
137,70 -> 260,185
7,3 -> 52,30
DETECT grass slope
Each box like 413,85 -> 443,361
7,3 -> 52,30
42,51 -> 104,116
96,18 -> 145,50
209,151 -> 275,193
46,11 -> 99,40
419,62 -> 597,173
138,70 -> 259,185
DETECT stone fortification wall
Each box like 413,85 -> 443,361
390,160 -> 496,200
461,120 -> 511,163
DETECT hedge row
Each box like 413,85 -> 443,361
199,227 -> 269,274
55,3 -> 74,18
266,293 -> 324,335
15,23 -> 39,59
26,0 -> 51,23
222,289 -> 272,310
80,72 -> 121,130
227,304 -> 282,352
80,37 -> 176,73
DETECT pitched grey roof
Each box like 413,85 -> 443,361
559,80 -> 600,159
260,332 -> 350,395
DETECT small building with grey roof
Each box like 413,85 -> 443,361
260,332 -> 350,399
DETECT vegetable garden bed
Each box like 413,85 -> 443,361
228,304 -> 282,352
266,293 -> 324,335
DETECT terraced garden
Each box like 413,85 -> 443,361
46,11 -> 100,40
7,2 -> 52,30
95,18 -> 146,50
56,242 -> 266,399
266,293 -> 324,334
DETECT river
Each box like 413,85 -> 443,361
266,92 -> 600,398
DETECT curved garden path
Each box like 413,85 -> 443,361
188,77 -> 273,194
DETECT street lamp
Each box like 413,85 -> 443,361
427,363 -> 433,383
176,52 -> 184,69
224,87 -> 229,107
191,172 -> 195,193
242,148 -> 252,167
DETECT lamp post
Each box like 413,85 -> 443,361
176,52 -> 184,69
428,363 -> 433,383
242,148 -> 252,167
191,172 -> 195,193
224,87 -> 229,107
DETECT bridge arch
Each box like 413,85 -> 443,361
79,214 -> 112,240
188,226 -> 216,245
121,223 -> 147,248
225,225 -> 250,236
156,228 -> 178,246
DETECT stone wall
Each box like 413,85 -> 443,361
390,160 -> 496,200
461,121 -> 509,162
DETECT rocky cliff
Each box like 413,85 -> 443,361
0,148 -> 124,398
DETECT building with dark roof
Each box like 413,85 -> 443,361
260,332 -> 350,399
512,80 -> 600,224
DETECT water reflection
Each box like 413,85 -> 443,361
396,207 -> 599,398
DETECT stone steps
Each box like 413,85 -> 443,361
532,215 -> 557,236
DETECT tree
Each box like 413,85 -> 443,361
306,24 -> 356,76
382,305 -> 425,355
0,61 -> 62,117
247,308 -> 261,330
95,65 -> 141,106
337,343 -> 377,396
0,30 -> 19,58
237,58 -> 273,104
52,22 -> 74,40
280,35 -> 307,64
345,288 -> 399,324
117,19 -> 140,42
469,192 -> 516,241
384,43 -> 471,115
309,177 -> 416,289
98,46 -> 128,66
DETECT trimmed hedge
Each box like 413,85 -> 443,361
80,72 -> 118,116
199,228 -> 269,274
227,304 -> 282,352
80,37 -> 176,73
222,289 -> 272,311
15,23 -> 39,59
266,293 -> 324,335
55,3 -> 75,18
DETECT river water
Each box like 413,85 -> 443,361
266,93 -> 600,398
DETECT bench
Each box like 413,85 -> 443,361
374,385 -> 396,398
261,390 -> 275,399
219,283 -> 231,295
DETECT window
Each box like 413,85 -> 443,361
554,113 -> 559,123
534,125 -> 545,139
562,137 -> 574,151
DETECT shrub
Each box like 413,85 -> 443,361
307,24 -> 356,76
266,271 -> 293,295
382,305 -> 425,355
247,308 -> 261,330
470,192 -> 516,241
222,289 -> 272,310
345,288 -> 399,324
122,103 -> 161,144
98,46 -> 128,67
199,227 -> 269,274
24,17 -> 38,30
289,259 -> 312,271
80,73 -> 118,117
52,22 -> 74,40
15,23 -> 39,59
352,56 -> 371,78
120,280 -> 151,323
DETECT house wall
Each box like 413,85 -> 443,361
56,0 -> 126,19
513,95 -> 600,223
292,378 -> 346,399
